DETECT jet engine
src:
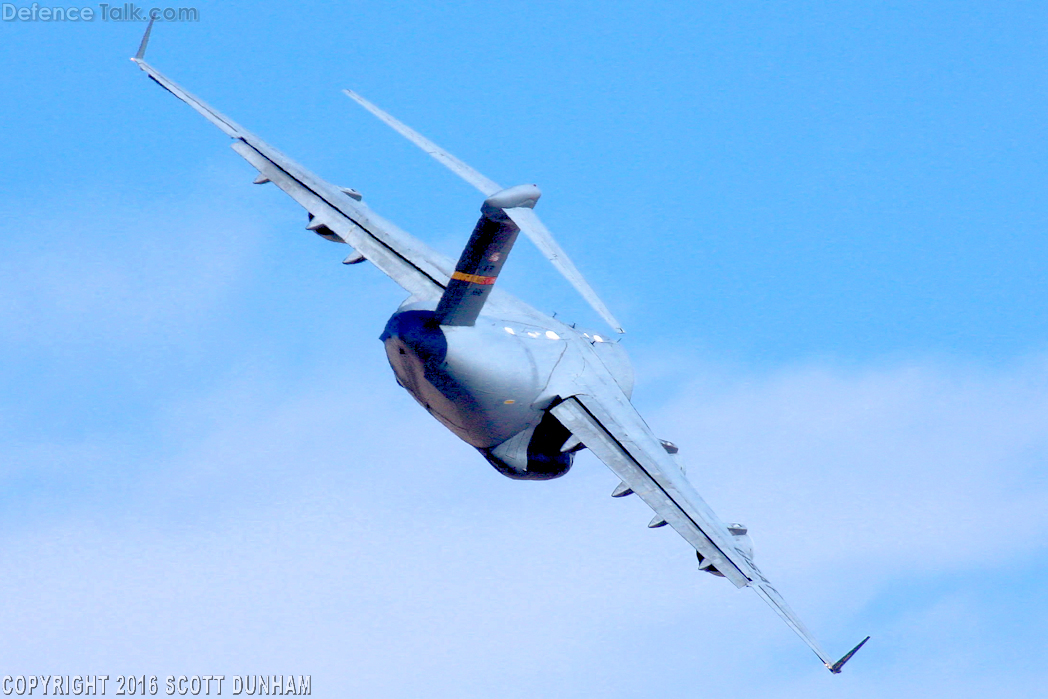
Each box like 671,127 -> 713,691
306,213 -> 344,243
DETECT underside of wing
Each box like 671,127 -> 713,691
131,23 -> 453,300
550,394 -> 753,588
228,139 -> 450,299
550,393 -> 867,672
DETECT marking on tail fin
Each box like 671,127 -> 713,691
435,205 -> 522,327
451,271 -> 498,285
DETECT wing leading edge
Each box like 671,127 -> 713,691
132,27 -> 558,327
550,394 -> 868,673
131,20 -> 456,301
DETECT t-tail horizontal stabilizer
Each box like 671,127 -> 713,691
343,88 -> 624,334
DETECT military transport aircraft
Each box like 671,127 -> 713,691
131,20 -> 868,673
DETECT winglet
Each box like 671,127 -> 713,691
133,16 -> 156,62
828,636 -> 870,674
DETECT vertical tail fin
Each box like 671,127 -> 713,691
435,185 -> 540,327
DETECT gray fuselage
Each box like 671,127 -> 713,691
381,299 -> 633,479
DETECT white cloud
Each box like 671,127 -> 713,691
0,193 -> 258,350
2,353 -> 1046,696
654,358 -> 1048,575
1,168 -> 1046,696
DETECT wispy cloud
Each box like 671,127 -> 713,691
655,358 -> 1048,573
2,350 -> 1046,696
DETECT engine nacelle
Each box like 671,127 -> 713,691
479,412 -> 574,481
306,213 -> 345,243
697,523 -> 753,577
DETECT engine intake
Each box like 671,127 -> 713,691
480,412 -> 574,480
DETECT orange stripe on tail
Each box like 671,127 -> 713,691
451,271 -> 498,285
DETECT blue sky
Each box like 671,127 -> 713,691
1,2 -> 1047,696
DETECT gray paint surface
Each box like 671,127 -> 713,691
131,20 -> 866,674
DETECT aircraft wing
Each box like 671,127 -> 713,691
550,391 -> 869,673
131,24 -> 456,301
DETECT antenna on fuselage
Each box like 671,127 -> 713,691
343,88 -> 625,335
